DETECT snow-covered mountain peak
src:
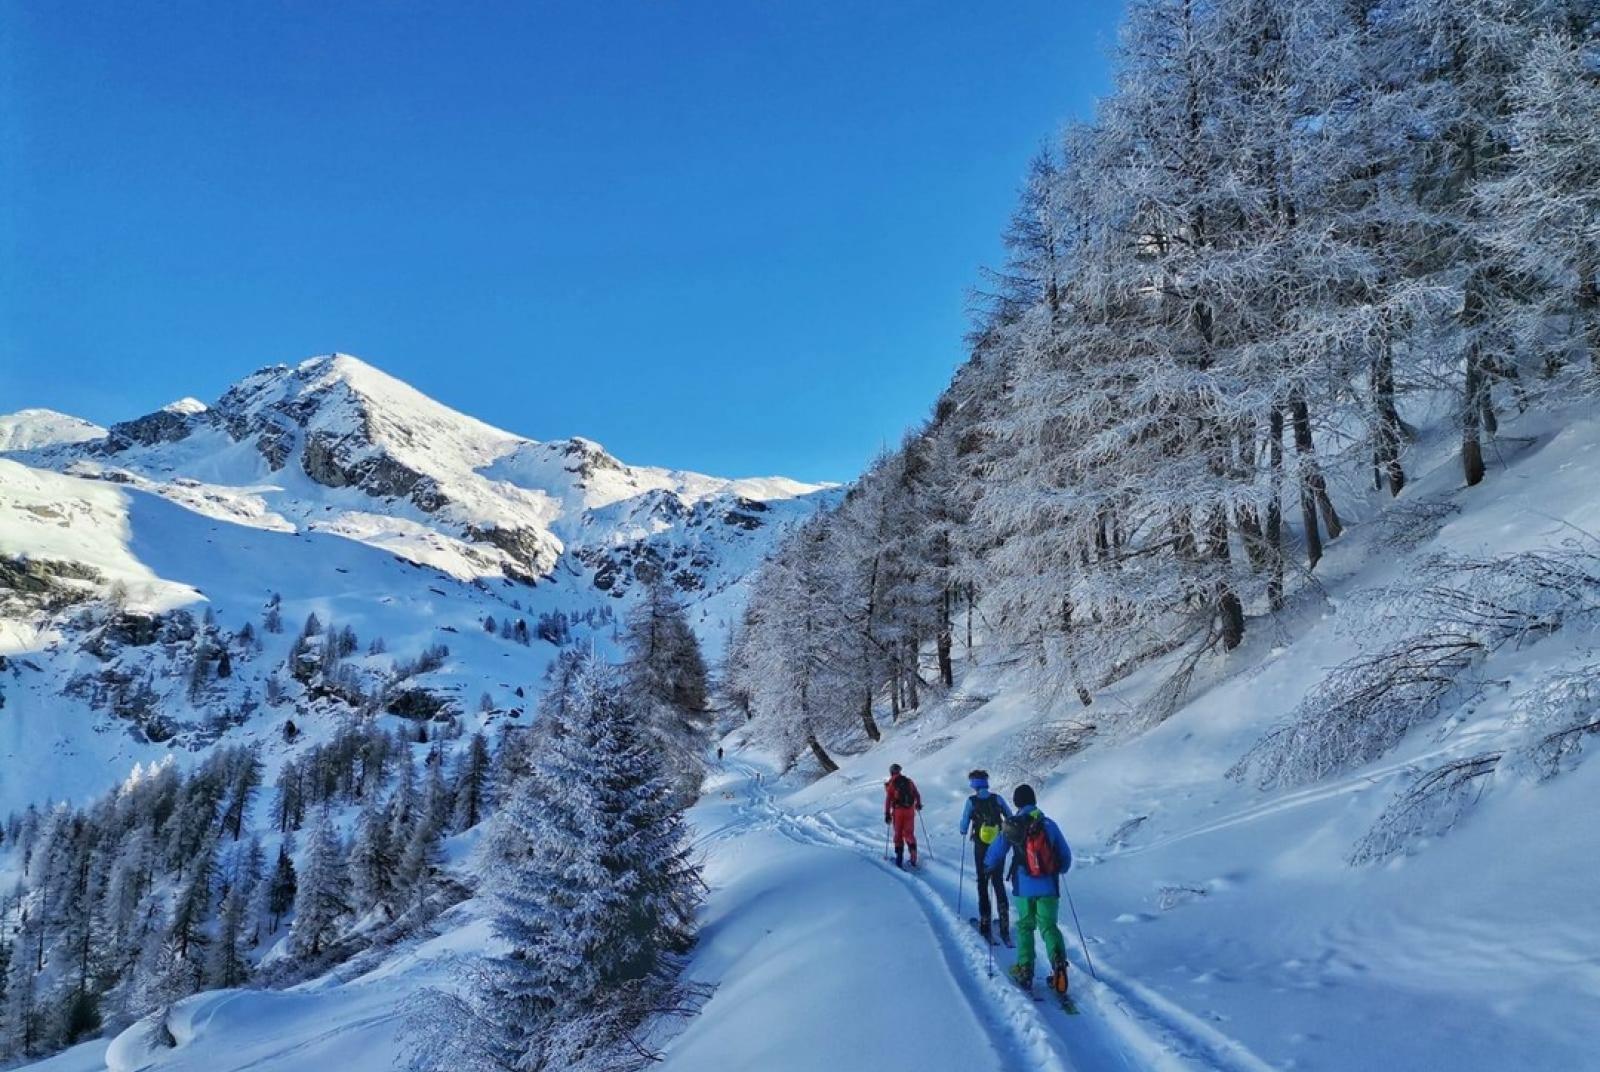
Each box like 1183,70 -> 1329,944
0,407 -> 106,452
7,351 -> 835,605
162,397 -> 209,416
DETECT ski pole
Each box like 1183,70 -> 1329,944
882,822 -> 891,861
1063,878 -> 1097,981
918,811 -> 933,861
957,839 -> 966,918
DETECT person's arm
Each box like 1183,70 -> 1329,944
1051,822 -> 1072,874
884,782 -> 892,823
912,778 -> 923,810
998,797 -> 1013,819
959,797 -> 973,836
984,832 -> 1008,873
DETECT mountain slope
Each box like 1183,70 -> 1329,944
0,409 -> 106,453
0,355 -> 834,816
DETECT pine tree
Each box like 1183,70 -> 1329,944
451,653 -> 701,1070
349,797 -> 398,918
290,813 -> 346,957
205,876 -> 251,989
264,839 -> 298,935
625,573 -> 713,796
450,732 -> 492,831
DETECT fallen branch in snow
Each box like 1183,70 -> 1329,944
1350,752 -> 1503,864
1235,544 -> 1600,791
1352,662 -> 1600,863
1229,631 -> 1485,791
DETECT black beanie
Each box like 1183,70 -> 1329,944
1012,783 -> 1037,808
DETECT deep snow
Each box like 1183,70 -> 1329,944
9,394 -> 1600,1072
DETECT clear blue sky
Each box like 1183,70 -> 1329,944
1,2 -> 1121,482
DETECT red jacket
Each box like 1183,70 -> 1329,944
884,774 -> 922,818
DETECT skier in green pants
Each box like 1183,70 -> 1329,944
982,783 -> 1074,997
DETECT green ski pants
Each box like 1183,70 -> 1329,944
1014,894 -> 1067,973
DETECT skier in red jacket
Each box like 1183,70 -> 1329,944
883,763 -> 923,869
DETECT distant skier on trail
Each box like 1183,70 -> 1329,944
959,769 -> 1012,944
984,783 -> 1073,1000
717,746 -> 724,762
883,763 -> 923,869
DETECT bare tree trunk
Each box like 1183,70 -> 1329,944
1373,340 -> 1405,496
1211,506 -> 1245,650
937,587 -> 954,688
1267,406 -> 1285,610
1462,281 -> 1488,487
965,583 -> 974,655
807,732 -> 839,773
1291,392 -> 1342,543
860,690 -> 881,742
904,640 -> 920,710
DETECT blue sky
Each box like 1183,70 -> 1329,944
1,2 -> 1121,482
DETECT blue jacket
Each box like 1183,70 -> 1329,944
983,806 -> 1072,898
959,791 -> 1012,839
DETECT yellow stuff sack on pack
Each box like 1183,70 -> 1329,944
979,823 -> 1000,845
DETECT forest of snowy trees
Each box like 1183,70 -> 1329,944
729,0 -> 1600,771
0,582 -> 712,1067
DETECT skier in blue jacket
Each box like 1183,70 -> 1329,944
958,769 -> 1013,944
983,783 -> 1073,997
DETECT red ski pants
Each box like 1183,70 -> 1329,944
890,807 -> 918,860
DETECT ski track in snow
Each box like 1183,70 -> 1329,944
719,760 -> 1279,1072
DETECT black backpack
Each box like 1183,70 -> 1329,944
969,794 -> 1003,838
891,775 -> 916,808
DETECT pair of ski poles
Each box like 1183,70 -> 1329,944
956,833 -> 1097,983
899,812 -> 1097,984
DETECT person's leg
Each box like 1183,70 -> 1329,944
973,840 -> 991,923
1038,896 -> 1067,966
1013,895 -> 1039,977
991,864 -> 1010,937
894,809 -> 917,865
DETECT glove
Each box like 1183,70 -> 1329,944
916,803 -> 923,811
884,815 -> 892,825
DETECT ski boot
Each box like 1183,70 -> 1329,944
1008,963 -> 1033,994
1049,957 -> 1069,999
999,916 -> 1012,946
894,851 -> 904,870
977,918 -> 993,943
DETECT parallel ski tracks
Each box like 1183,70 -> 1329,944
720,760 -> 1280,1072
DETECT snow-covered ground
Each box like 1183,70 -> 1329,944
9,385 -> 1598,1072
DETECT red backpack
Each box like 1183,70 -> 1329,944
1004,813 -> 1060,878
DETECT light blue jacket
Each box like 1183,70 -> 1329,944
983,805 -> 1072,898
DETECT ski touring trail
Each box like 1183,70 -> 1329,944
662,758 -> 1282,1072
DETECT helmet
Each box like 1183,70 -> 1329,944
889,763 -> 902,775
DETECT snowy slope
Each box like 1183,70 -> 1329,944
27,405 -> 1598,1072
0,410 -> 106,453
